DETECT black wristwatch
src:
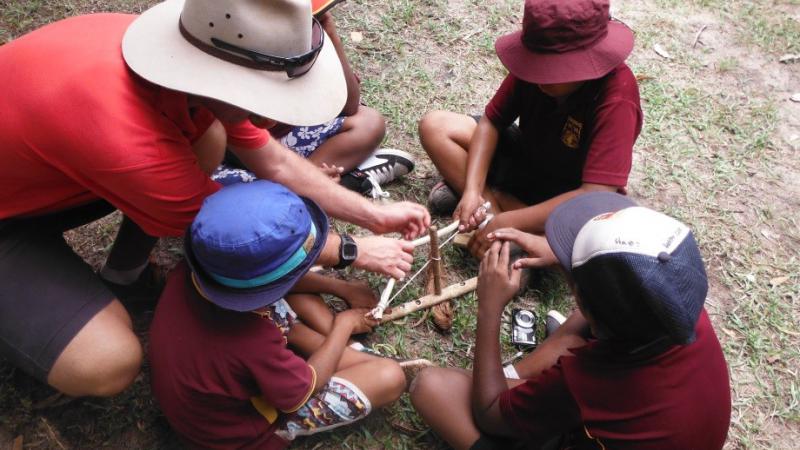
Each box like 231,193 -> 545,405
334,234 -> 358,269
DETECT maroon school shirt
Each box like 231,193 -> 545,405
499,310 -> 731,449
484,64 -> 642,200
149,263 -> 314,450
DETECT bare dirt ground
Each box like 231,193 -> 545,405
1,0 -> 799,449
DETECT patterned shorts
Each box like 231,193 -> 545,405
279,116 -> 346,159
211,116 -> 346,186
275,376 -> 372,441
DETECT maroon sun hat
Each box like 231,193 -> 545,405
495,0 -> 634,84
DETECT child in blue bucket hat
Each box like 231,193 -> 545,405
149,180 -> 406,449
411,192 -> 731,449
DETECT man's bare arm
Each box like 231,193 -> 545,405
230,138 -> 430,239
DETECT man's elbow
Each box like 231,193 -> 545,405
230,144 -> 286,181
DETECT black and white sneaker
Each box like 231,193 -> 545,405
340,148 -> 415,198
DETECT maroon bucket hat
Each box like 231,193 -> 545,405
495,0 -> 634,84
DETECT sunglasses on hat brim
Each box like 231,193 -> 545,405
180,17 -> 324,78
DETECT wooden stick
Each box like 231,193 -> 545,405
692,24 -> 708,49
380,277 -> 477,323
411,220 -> 459,248
428,226 -> 442,295
370,277 -> 396,319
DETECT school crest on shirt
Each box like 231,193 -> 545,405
561,116 -> 583,149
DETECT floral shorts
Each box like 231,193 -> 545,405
211,116 -> 346,186
275,376 -> 372,441
279,116 -> 346,158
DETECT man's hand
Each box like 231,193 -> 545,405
371,202 -> 431,241
352,235 -> 414,279
488,228 -> 558,268
337,309 -> 379,335
454,190 -> 486,232
468,211 -> 512,259
340,281 -> 378,309
320,162 -> 343,182
477,241 -> 521,314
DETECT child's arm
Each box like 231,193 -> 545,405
319,13 -> 360,116
456,116 -> 501,231
303,309 -> 377,393
290,272 -> 378,309
468,182 -> 617,257
471,241 -> 523,437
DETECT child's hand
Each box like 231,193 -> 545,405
488,228 -> 558,268
467,212 -> 510,258
341,281 -> 378,309
454,191 -> 486,232
338,309 -> 379,334
320,162 -> 343,182
477,241 -> 521,313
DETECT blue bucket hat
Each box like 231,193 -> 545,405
545,192 -> 708,345
185,180 -> 328,312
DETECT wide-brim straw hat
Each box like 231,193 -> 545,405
122,0 -> 345,126
495,0 -> 634,84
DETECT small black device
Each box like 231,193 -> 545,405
511,308 -> 537,347
334,233 -> 358,269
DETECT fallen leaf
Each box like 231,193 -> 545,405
770,276 -> 789,287
350,31 -> 363,43
791,93 -> 800,103
654,43 -> 672,59
779,53 -> 800,63
13,436 -> 23,450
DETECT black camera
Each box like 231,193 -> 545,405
511,308 -> 537,347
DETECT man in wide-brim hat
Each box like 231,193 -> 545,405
419,0 -> 643,258
0,0 -> 428,398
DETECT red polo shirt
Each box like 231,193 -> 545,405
484,64 -> 642,199
499,310 -> 731,449
0,14 -> 268,236
150,263 -> 314,450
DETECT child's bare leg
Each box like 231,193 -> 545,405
410,367 -> 479,450
334,358 -> 405,409
286,293 -> 335,336
307,105 -> 386,172
288,322 -> 384,369
291,271 -> 347,296
292,272 -> 378,310
490,188 -> 528,213
418,111 -> 475,193
419,111 -> 524,214
410,367 -> 526,450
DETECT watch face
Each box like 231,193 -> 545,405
342,242 -> 358,260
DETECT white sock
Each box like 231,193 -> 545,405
503,364 -> 520,379
100,261 -> 148,285
349,342 -> 365,351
